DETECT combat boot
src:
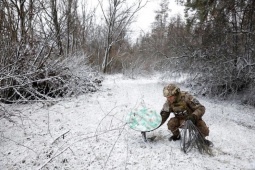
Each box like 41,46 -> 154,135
204,139 -> 213,147
169,135 -> 180,141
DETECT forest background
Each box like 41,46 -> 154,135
0,0 -> 254,107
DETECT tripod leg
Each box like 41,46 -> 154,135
141,132 -> 147,142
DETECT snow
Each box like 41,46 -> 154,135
1,74 -> 255,170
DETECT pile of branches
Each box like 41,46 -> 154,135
0,42 -> 102,104
180,120 -> 213,156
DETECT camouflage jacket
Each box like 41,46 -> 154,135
161,91 -> 205,119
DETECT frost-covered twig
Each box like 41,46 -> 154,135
103,124 -> 126,169
37,146 -> 71,170
94,103 -> 119,141
0,104 -> 16,123
1,134 -> 38,154
51,130 -> 71,145
38,125 -> 127,170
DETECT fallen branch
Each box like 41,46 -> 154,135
1,135 -> 38,155
38,125 -> 127,170
104,124 -> 126,168
51,130 -> 71,145
37,146 -> 71,170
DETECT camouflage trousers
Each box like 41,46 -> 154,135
167,117 -> 209,137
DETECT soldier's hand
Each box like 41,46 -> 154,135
186,114 -> 198,124
160,111 -> 170,122
172,105 -> 187,112
172,106 -> 182,112
160,111 -> 169,117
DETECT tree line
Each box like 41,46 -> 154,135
134,0 -> 255,106
0,0 -> 254,106
0,0 -> 145,103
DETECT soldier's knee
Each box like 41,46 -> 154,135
167,117 -> 179,130
197,120 -> 209,137
200,125 -> 209,136
204,127 -> 209,136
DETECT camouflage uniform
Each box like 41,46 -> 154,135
161,84 -> 209,138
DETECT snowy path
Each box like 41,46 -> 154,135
1,74 -> 255,170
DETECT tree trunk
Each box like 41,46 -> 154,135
50,0 -> 63,55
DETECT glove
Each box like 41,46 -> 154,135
160,111 -> 169,117
160,111 -> 170,123
186,114 -> 198,124
172,105 -> 186,112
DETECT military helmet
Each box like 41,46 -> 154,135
163,84 -> 180,97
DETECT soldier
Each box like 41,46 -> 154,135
160,83 -> 211,145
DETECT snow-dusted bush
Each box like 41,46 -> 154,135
58,54 -> 103,97
158,55 -> 255,107
0,43 -> 102,104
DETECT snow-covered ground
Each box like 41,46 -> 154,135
1,74 -> 255,170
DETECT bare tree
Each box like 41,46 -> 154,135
66,0 -> 73,54
151,0 -> 170,55
50,0 -> 63,55
98,0 -> 147,73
